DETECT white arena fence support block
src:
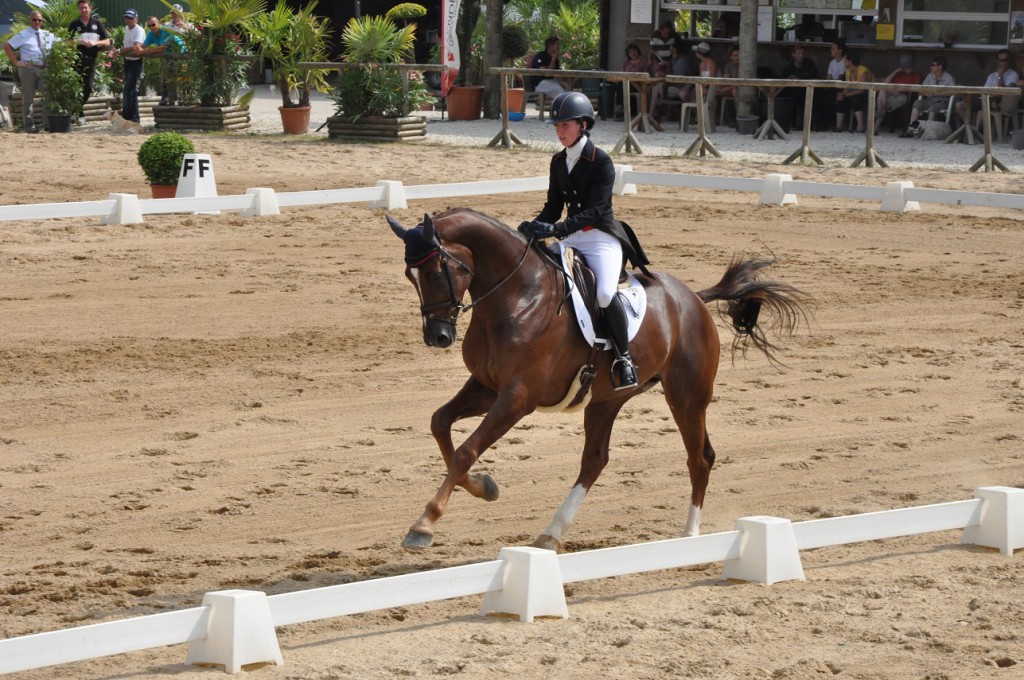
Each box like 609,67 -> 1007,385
613,165 -> 637,196
101,193 -> 143,225
721,516 -> 806,585
184,590 -> 283,673
759,173 -> 798,206
370,180 -> 408,210
241,188 -> 280,217
176,154 -> 220,215
480,547 -> 569,623
881,181 -> 921,213
961,486 -> 1024,556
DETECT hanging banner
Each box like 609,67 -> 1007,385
441,0 -> 461,96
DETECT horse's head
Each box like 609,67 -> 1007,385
388,213 -> 475,349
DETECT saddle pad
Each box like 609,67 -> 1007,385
558,242 -> 647,349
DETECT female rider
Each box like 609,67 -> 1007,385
519,91 -> 651,390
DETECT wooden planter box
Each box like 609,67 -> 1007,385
8,93 -> 158,125
153,104 -> 250,131
327,115 -> 427,142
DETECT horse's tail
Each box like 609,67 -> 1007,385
696,256 -> 812,365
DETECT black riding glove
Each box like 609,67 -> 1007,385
527,220 -> 558,239
517,220 -> 532,235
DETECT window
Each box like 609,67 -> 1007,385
898,0 -> 1010,47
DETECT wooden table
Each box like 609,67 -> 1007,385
754,85 -> 788,140
609,75 -> 664,155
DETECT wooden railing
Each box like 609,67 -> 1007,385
488,66 -> 1020,172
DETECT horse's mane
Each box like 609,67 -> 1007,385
431,208 -> 521,239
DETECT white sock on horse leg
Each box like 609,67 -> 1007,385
542,485 -> 587,541
682,503 -> 702,537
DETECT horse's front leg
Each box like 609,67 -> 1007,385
533,400 -> 625,552
431,377 -> 499,501
403,382 -> 530,551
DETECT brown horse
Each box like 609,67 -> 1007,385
388,208 -> 809,551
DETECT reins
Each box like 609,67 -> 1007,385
419,234 -> 535,325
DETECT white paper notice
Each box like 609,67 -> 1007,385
631,0 -> 652,25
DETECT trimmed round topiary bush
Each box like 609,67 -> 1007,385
502,24 -> 529,62
137,132 -> 196,186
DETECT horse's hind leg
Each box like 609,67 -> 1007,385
533,400 -> 624,552
662,348 -> 717,537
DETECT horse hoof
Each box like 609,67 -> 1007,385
480,474 -> 499,502
531,534 -> 562,552
402,529 -> 434,551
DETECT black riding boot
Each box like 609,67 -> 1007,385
603,293 -> 638,390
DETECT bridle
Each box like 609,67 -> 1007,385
413,232 -> 534,328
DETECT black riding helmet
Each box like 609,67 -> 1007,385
547,91 -> 596,131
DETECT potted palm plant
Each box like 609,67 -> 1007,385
244,0 -> 332,134
154,0 -> 261,131
43,28 -> 84,133
329,15 -> 434,141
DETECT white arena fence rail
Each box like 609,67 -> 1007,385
0,486 -> 1020,675
2,167 -> 1024,226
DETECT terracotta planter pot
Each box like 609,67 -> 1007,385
446,86 -> 483,121
150,184 -> 177,199
279,105 -> 311,134
507,88 -> 525,114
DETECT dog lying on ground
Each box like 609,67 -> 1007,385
105,110 -> 144,134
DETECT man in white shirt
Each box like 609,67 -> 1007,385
902,55 -> 956,137
954,49 -> 1020,132
112,9 -> 147,123
3,11 -> 55,132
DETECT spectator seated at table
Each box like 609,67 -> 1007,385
953,49 -> 1019,133
780,43 -> 819,128
710,44 -> 739,119
613,43 -> 652,119
834,51 -> 873,133
648,37 -> 693,122
528,36 -> 566,101
875,54 -> 923,134
816,39 -> 846,131
648,19 -> 679,75
902,55 -> 956,138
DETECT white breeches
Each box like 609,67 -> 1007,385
563,228 -> 623,308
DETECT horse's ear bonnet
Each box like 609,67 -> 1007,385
403,225 -> 440,267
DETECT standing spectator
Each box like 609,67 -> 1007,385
781,43 -> 819,128
138,16 -> 185,105
528,36 -> 566,100
954,49 -> 1019,132
614,43 -> 651,119
834,51 -> 873,133
648,19 -> 678,73
112,9 -> 146,123
3,10 -> 54,133
874,54 -> 923,133
69,0 -> 110,124
902,55 -> 955,137
648,37 -> 693,122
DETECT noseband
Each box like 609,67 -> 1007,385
413,234 -> 533,328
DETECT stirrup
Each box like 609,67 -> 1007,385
610,356 -> 638,391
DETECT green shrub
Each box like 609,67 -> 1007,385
501,23 -> 530,62
43,28 -> 83,115
137,132 -> 196,186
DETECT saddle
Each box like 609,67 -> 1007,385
534,243 -> 647,414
